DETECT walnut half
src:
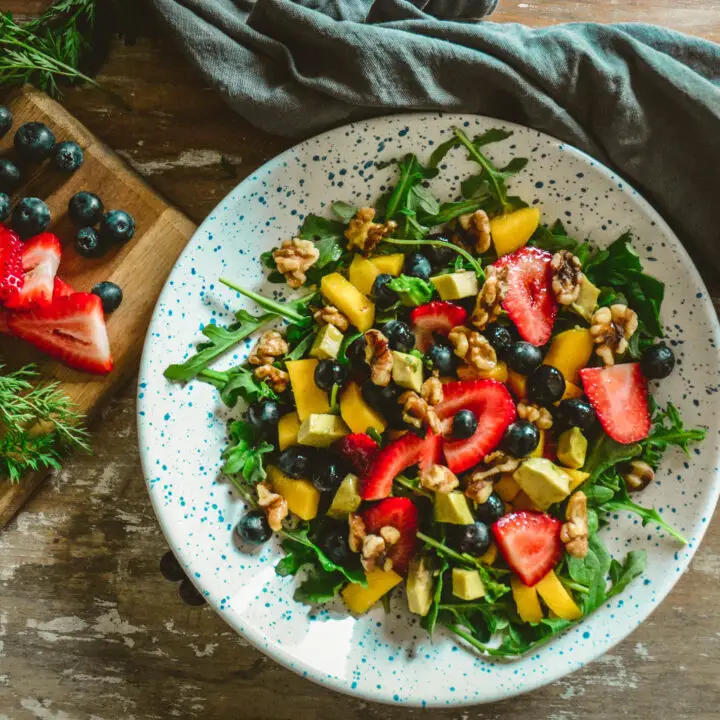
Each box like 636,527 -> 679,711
364,329 -> 394,387
344,207 -> 397,255
550,250 -> 584,305
248,330 -> 288,366
560,491 -> 588,558
590,304 -> 639,365
448,326 -> 497,371
272,238 -> 320,288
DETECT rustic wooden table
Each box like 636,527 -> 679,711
2,3 -> 720,719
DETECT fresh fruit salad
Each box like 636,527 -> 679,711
165,127 -> 705,657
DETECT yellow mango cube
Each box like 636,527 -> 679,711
490,207 -> 541,256
535,570 -> 582,620
479,543 -> 498,566
369,253 -> 404,276
507,369 -> 527,400
348,254 -> 380,296
565,468 -> 590,491
342,569 -> 403,614
278,412 -> 301,451
340,381 -> 387,434
286,359 -> 331,421
321,273 -> 375,332
267,465 -> 320,521
511,576 -> 544,623
543,328 -> 594,385
495,473 -> 522,502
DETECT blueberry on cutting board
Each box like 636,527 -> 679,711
0,158 -> 21,194
0,193 -> 10,222
0,106 -> 12,138
14,122 -> 56,163
69,191 -> 104,226
100,210 -> 136,245
75,227 -> 107,259
92,281 -> 123,313
51,141 -> 84,173
12,197 -> 50,239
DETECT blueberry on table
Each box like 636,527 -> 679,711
448,521 -> 491,556
554,398 -> 596,434
92,281 -> 123,313
178,577 -> 207,606
527,364 -> 566,405
383,319 -> 415,353
424,234 -> 455,268
321,527 -> 353,565
51,141 -> 84,173
453,409 -> 478,439
500,420 -> 540,457
277,446 -> 313,478
247,399 -> 281,433
11,197 -> 50,239
159,550 -> 187,582
68,191 -> 105,226
403,251 -> 432,281
371,273 -> 399,310
640,343 -> 675,380
14,122 -> 55,163
483,323 -> 514,358
311,457 -> 344,493
235,509 -> 273,545
0,157 -> 21,193
100,209 -> 136,245
424,343 -> 456,375
0,106 -> 12,138
0,193 -> 10,222
75,227 -> 107,259
314,358 -> 348,391
506,341 -> 544,374
475,493 -> 505,525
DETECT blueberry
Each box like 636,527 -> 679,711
500,420 -> 540,457
453,409 -> 478,439
178,577 -> 207,606
346,334 -> 369,377
425,234 -> 455,268
75,227 -> 106,259
448,521 -> 491,556
527,364 -> 566,405
321,527 -> 353,565
640,343 -> 675,380
277,446 -> 314,478
424,343 -> 456,375
247,399 -> 280,433
0,158 -> 21,193
68,191 -> 104,226
14,122 -> 55,163
92,281 -> 123,313
50,141 -> 84,173
11,197 -> 50,239
0,193 -> 9,222
0,106 -> 12,138
371,273 -> 399,310
361,378 -> 400,411
554,398 -> 596,434
159,550 -> 186,582
483,324 -> 514,358
403,251 -> 432,281
235,510 -> 273,544
311,457 -> 344,493
383,319 -> 414,352
100,209 -> 135,245
475,493 -> 505,525
506,341 -> 544,375
314,359 -> 348,391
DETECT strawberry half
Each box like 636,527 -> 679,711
53,277 -> 76,299
409,301 -> 468,351
5,232 -> 62,309
8,292 -> 114,375
579,362 -> 650,443
359,431 -> 440,500
493,246 -> 557,346
434,380 -> 516,474
362,497 -> 419,575
0,226 -> 24,307
492,510 -> 563,586
335,433 -> 380,474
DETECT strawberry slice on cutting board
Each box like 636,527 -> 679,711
493,246 -> 557,346
0,226 -> 24,307
433,380 -> 516,474
5,232 -> 62,309
8,292 -> 114,375
492,510 -> 563,586
409,301 -> 468,351
359,430 -> 441,500
53,276 -> 76,299
579,362 -> 650,443
362,497 -> 419,575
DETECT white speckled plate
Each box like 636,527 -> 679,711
137,114 -> 720,707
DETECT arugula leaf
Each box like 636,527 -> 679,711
261,250 -> 277,269
428,128 -> 514,168
419,198 -> 486,227
422,559 -> 448,636
383,237 -> 484,279
275,539 -> 316,577
284,325 -> 317,362
298,214 -> 346,242
530,222 -> 583,254
641,402 -> 707,468
607,550 -> 647,598
409,185 -> 440,215
294,567 -> 345,604
385,154 -> 439,220
583,433 -> 642,483
218,280 -> 315,326
222,420 -> 274,500
332,201 -> 357,222
198,366 -> 277,407
567,534 -> 611,612
337,331 -> 364,365
387,275 -> 435,306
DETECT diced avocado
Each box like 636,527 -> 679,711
434,491 -> 475,525
327,473 -> 361,518
407,556 -> 434,616
513,458 -> 571,510
391,351 -> 423,393
297,413 -> 349,447
309,324 -> 343,360
430,271 -> 479,301
452,568 -> 486,601
571,277 -> 601,322
557,427 -> 588,469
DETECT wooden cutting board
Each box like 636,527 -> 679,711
0,86 -> 196,528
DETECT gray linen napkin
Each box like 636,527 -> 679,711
151,0 -> 720,278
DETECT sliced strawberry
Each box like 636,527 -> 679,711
579,362 -> 650,443
5,233 -> 62,309
8,292 -> 113,375
53,277 -> 76,299
492,510 -> 563,586
362,497 -> 419,575
409,301 -> 468,351
493,246 -> 557,346
359,431 -> 439,500
335,433 -> 380,474
433,380 -> 516,474
0,226 -> 24,307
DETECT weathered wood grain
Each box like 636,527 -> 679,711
0,8 -> 719,720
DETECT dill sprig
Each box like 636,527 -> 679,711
0,364 -> 90,483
